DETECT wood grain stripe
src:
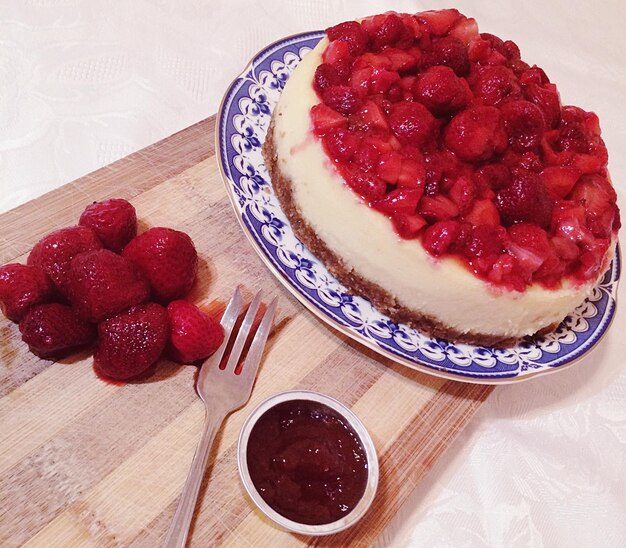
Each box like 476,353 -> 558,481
0,115 -> 493,546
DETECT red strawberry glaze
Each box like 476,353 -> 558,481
311,10 -> 619,292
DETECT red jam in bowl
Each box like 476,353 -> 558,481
245,398 -> 369,525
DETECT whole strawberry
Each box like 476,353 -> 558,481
79,198 -> 137,253
66,249 -> 150,322
167,300 -> 224,364
19,303 -> 96,358
28,226 -> 102,295
94,302 -> 169,380
122,227 -> 198,303
0,263 -> 54,322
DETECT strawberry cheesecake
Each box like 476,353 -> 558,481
263,9 -> 620,346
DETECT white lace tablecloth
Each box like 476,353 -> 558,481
2,1 -> 625,546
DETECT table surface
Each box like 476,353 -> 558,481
2,1 -> 626,546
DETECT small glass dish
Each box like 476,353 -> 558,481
237,389 -> 379,536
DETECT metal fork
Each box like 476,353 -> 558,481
163,287 -> 277,548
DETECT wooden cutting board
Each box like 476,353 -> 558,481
0,116 -> 492,547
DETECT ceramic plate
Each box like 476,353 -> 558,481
216,31 -> 620,384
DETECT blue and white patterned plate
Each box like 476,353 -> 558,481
216,31 -> 620,384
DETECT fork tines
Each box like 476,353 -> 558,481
216,287 -> 277,375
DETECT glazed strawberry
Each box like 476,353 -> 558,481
541,166 -> 579,198
94,303 -> 169,380
341,166 -> 387,201
19,303 -> 96,358
388,102 -> 436,146
423,36 -> 470,76
444,106 -> 507,162
0,264 -> 54,322
79,198 -> 137,253
122,227 -> 198,303
414,66 -> 470,116
496,170 -> 553,227
66,249 -> 150,322
506,223 -> 552,277
472,66 -> 521,107
500,100 -> 545,153
523,82 -> 561,129
464,225 -> 504,274
323,128 -> 359,162
314,63 -> 344,93
28,226 -> 102,295
326,21 -> 368,56
322,85 -> 362,115
422,220 -> 464,256
166,300 -> 225,364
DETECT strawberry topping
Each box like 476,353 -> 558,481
310,10 -> 619,289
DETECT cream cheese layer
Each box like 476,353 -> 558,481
272,38 -> 607,338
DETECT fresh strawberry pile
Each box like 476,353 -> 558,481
310,9 -> 620,290
0,199 -> 224,381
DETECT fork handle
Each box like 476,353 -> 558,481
163,408 -> 225,548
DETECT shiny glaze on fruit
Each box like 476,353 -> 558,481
311,10 -> 620,292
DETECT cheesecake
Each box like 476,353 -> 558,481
263,9 -> 620,346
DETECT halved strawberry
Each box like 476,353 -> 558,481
417,9 -> 462,36
385,48 -> 418,73
392,213 -> 427,239
322,39 -> 352,66
311,104 -> 347,135
418,195 -> 459,222
376,151 -> 403,183
370,68 -> 401,94
398,157 -> 426,189
449,17 -> 479,45
448,176 -> 476,213
349,66 -> 373,94
373,188 -> 422,215
541,166 -> 579,198
356,100 -> 389,131
463,199 -> 500,227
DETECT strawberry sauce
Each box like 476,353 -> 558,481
246,399 -> 368,525
310,10 -> 620,292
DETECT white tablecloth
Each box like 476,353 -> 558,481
2,1 -> 625,546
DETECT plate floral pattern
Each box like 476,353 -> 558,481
216,31 -> 620,383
